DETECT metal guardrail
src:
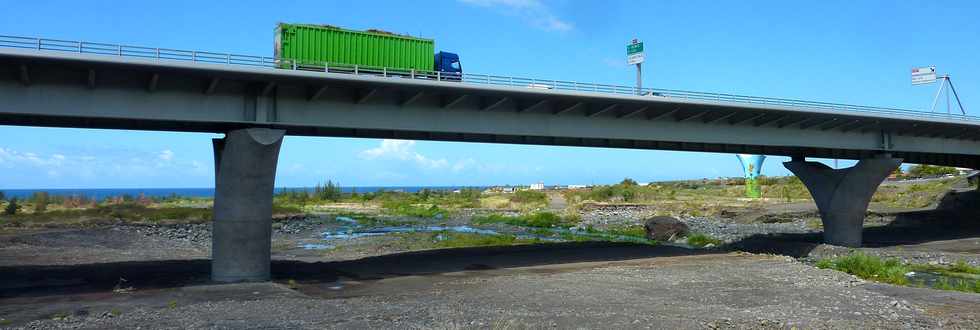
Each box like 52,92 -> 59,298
1,35 -> 976,123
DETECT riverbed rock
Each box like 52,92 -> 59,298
644,216 -> 689,241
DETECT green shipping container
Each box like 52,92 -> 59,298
275,23 -> 434,71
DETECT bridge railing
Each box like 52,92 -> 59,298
1,35 -> 976,123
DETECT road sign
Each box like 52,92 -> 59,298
912,66 -> 937,85
627,53 -> 645,65
627,40 -> 644,65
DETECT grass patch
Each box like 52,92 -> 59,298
380,199 -> 447,218
910,260 -> 980,277
333,212 -> 420,228
388,231 -> 540,250
432,231 -> 538,248
685,233 -> 723,248
0,203 -> 214,227
472,212 -> 576,228
814,252 -> 910,285
818,254 -> 980,294
603,225 -> 647,238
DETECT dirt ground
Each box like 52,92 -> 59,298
2,227 -> 980,329
1,186 -> 979,329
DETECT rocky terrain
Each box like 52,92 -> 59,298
1,184 -> 978,328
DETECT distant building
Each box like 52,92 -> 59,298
566,184 -> 588,189
529,182 -> 545,190
484,186 -> 517,194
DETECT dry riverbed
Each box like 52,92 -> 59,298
1,184 -> 979,328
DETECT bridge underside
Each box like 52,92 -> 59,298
1,49 -> 979,168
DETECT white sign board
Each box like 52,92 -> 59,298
627,53 -> 645,65
912,66 -> 937,85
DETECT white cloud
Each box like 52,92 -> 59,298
452,158 -> 477,172
158,149 -> 174,161
359,139 -> 454,170
0,146 -> 209,186
459,0 -> 573,32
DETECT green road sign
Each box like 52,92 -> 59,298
627,42 -> 643,55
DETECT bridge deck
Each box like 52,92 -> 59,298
1,35 -> 978,168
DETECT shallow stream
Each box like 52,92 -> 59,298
299,215 -> 660,250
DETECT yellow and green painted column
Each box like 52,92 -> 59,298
736,154 -> 767,198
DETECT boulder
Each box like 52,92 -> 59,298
643,216 -> 689,241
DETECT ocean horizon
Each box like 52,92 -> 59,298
0,186 -> 492,201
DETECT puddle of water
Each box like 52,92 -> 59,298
906,271 -> 980,290
321,225 -> 501,240
319,215 -> 660,245
299,243 -> 334,250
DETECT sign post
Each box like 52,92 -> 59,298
627,39 -> 644,94
912,66 -> 966,115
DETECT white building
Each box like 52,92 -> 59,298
529,182 -> 545,190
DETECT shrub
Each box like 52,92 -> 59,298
3,198 -> 17,215
686,233 -> 723,247
473,212 -> 575,228
815,252 -> 909,285
907,164 -> 958,178
32,192 -> 49,213
510,190 -> 547,205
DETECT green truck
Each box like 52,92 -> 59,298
275,23 -> 462,77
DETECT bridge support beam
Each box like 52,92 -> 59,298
784,155 -> 901,247
211,128 -> 285,282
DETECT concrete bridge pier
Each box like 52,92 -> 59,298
211,128 -> 285,282
784,155 -> 902,247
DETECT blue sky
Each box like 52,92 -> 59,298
1,0 -> 977,189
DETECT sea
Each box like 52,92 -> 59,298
0,186 -> 488,201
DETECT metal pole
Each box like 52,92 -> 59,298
946,76 -> 967,115
947,78 -> 951,115
930,76 -> 947,113
636,62 -> 642,95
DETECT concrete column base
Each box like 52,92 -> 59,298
211,128 -> 285,283
784,156 -> 901,247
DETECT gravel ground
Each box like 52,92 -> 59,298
2,197 -> 978,328
10,253 -> 977,329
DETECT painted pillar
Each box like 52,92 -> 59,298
736,154 -> 767,198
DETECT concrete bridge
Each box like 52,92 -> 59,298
2,36 -> 979,282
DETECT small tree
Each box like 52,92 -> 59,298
0,191 -> 5,201
4,198 -> 18,215
620,178 -> 639,186
32,192 -> 49,213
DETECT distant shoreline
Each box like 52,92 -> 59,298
0,186 -> 491,201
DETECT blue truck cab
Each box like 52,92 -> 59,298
434,51 -> 462,80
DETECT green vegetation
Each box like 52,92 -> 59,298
685,233 -> 723,248
816,253 -> 980,294
872,178 -> 956,208
815,252 -> 910,285
31,192 -> 49,213
431,231 -> 537,248
932,278 -> 980,293
510,190 -> 547,206
907,164 -> 959,178
603,224 -> 647,239
911,260 -> 980,276
387,231 -> 540,250
0,203 -> 216,227
3,198 -> 17,215
473,212 -> 577,228
380,199 -> 447,218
